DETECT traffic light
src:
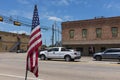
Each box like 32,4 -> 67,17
14,21 -> 21,26
0,16 -> 3,21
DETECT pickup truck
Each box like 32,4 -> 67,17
39,47 -> 81,61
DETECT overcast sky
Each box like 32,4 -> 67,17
0,0 -> 120,46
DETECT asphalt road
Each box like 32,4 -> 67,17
0,52 -> 120,80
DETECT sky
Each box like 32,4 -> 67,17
1,0 -> 120,46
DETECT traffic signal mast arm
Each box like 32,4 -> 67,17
0,15 -> 48,30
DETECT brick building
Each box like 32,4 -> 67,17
0,31 -> 29,52
62,16 -> 120,56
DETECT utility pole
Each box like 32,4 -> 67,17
58,28 -> 59,46
51,21 -> 61,47
52,24 -> 54,46
54,21 -> 57,46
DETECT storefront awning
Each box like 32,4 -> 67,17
62,40 -> 120,45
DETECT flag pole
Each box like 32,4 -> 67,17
25,4 -> 41,79
25,57 -> 28,80
25,69 -> 28,80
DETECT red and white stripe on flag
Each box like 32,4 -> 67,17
27,25 -> 42,77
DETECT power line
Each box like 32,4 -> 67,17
0,14 -> 62,46
0,14 -> 48,30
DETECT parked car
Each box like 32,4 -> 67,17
93,48 -> 120,61
39,47 -> 81,61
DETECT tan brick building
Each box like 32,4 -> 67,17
0,31 -> 29,52
62,16 -> 120,56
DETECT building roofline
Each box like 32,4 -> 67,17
62,16 -> 120,24
0,30 -> 30,36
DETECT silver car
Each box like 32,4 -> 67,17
93,48 -> 120,61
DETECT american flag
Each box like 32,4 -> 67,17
26,5 -> 42,77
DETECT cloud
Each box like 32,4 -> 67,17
9,10 -> 19,16
51,0 -> 72,6
4,10 -> 33,20
63,15 -> 73,21
104,2 -> 114,9
0,9 -> 32,19
51,0 -> 89,6
0,22 -> 5,30
59,0 -> 70,5
48,16 -> 63,22
9,30 -> 30,35
17,0 -> 29,4
104,2 -> 120,9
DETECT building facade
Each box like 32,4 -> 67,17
0,31 -> 29,52
62,16 -> 120,56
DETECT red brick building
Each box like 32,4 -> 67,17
61,16 -> 120,56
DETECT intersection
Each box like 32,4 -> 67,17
0,52 -> 120,80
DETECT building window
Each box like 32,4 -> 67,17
111,27 -> 118,37
69,30 -> 74,38
96,28 -> 102,38
82,29 -> 87,38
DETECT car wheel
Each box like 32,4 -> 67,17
40,55 -> 46,60
47,58 -> 51,60
71,59 -> 75,61
65,56 -> 71,62
95,56 -> 102,61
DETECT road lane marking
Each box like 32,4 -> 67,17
0,73 -> 43,80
